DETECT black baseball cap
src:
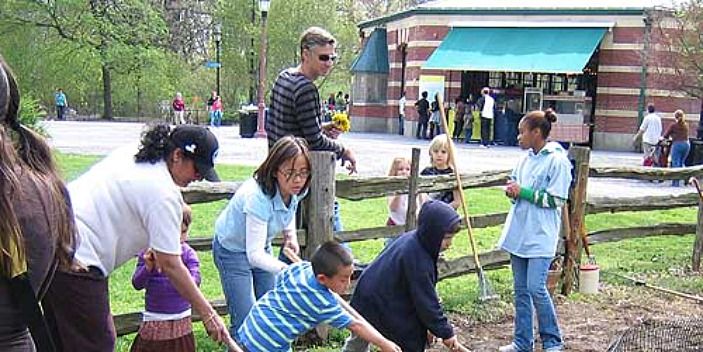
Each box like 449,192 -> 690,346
170,125 -> 220,182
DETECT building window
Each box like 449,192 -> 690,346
489,72 -> 503,88
551,75 -> 565,93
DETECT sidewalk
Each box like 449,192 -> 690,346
45,121 -> 695,198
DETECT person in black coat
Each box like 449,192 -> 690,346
342,200 -> 467,352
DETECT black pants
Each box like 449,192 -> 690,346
480,117 -> 492,146
56,105 -> 65,120
453,120 -> 464,140
398,114 -> 405,135
416,116 -> 428,139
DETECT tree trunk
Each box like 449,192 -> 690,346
102,64 -> 113,120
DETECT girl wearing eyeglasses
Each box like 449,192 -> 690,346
212,136 -> 311,337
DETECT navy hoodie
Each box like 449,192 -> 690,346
350,200 -> 460,352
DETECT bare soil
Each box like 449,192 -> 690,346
445,284 -> 703,351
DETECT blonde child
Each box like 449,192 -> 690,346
387,157 -> 412,226
420,134 -> 461,209
130,204 -> 200,352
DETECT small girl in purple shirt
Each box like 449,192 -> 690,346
130,204 -> 201,352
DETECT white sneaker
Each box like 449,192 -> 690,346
544,347 -> 564,352
498,343 -> 517,352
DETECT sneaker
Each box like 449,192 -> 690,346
498,343 -> 517,352
544,347 -> 564,352
479,144 -> 489,149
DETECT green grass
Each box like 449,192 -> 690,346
55,152 -> 703,351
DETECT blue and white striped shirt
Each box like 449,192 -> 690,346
237,262 -> 353,352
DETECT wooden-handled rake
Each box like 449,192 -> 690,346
436,94 -> 498,302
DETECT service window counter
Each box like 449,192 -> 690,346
543,94 -> 591,144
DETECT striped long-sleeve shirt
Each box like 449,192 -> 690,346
236,262 -> 353,352
266,68 -> 345,158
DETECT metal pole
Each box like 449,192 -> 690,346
255,11 -> 268,138
216,38 -> 221,96
637,11 -> 652,126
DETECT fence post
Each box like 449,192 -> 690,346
561,146 -> 590,295
405,148 -> 421,231
693,194 -> 703,271
302,151 -> 336,259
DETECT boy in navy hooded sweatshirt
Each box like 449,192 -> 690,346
342,200 -> 468,352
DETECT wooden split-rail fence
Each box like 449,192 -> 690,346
113,146 -> 703,336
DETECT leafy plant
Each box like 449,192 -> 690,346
18,94 -> 48,136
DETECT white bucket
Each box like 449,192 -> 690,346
579,263 -> 600,294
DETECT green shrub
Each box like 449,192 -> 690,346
18,94 -> 48,136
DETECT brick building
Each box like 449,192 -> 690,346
349,0 -> 701,150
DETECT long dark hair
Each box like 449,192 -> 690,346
0,57 -> 76,276
254,136 -> 311,197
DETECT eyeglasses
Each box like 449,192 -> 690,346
318,54 -> 338,62
278,169 -> 311,180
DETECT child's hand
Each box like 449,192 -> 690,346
143,249 -> 157,272
504,180 -> 520,200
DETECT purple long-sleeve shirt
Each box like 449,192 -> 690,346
132,243 -> 201,314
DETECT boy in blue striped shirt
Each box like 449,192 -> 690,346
237,241 -> 400,352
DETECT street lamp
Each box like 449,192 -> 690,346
213,23 -> 222,96
254,0 -> 270,138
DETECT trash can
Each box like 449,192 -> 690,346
685,138 -> 703,166
239,106 -> 258,138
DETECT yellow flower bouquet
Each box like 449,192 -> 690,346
332,112 -> 351,133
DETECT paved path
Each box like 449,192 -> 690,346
45,121 -> 695,198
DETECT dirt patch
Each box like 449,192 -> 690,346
447,284 -> 703,351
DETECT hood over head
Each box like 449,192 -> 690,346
414,200 -> 461,261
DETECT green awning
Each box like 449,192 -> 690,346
351,28 -> 389,74
423,27 -> 606,74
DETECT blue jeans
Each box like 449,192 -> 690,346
671,140 -> 690,186
210,110 -> 222,126
212,238 -> 276,337
510,254 -> 563,351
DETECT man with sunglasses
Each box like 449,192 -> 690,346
266,26 -> 357,175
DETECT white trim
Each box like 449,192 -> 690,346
599,65 -> 678,75
409,40 -> 443,48
448,20 -> 615,28
594,109 -> 639,117
389,81 -> 461,88
597,87 -> 691,98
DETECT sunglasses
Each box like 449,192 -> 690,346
318,54 -> 338,62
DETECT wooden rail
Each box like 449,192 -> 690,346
114,152 -> 703,337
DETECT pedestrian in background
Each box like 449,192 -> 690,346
415,91 -> 430,139
453,97 -> 465,142
478,87 -> 495,148
633,103 -> 662,165
398,91 -> 406,135
663,109 -> 690,187
55,88 -> 68,120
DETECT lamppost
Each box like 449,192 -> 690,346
254,0 -> 270,138
214,23 -> 222,96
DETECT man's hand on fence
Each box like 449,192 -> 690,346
341,148 -> 357,175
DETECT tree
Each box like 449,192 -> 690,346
1,0 -> 168,119
653,1 -> 703,98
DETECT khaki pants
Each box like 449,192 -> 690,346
643,141 -> 657,159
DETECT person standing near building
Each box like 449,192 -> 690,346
55,88 -> 68,120
663,109 -> 690,187
633,103 -> 662,164
478,87 -> 495,148
398,91 -> 406,135
414,91 -> 430,139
